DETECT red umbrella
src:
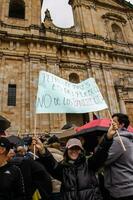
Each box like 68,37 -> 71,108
75,119 -> 111,153
76,119 -> 111,135
75,119 -> 133,153
76,118 -> 133,136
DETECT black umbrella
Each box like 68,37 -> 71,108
0,115 -> 11,131
7,135 -> 24,147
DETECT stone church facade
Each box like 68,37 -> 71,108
0,0 -> 133,134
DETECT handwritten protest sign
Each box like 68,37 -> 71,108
36,71 -> 108,113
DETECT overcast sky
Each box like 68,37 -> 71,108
42,0 -> 133,28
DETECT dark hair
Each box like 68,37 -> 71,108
0,137 -> 11,152
112,113 -> 130,128
23,137 -> 32,146
47,135 -> 60,145
61,123 -> 73,130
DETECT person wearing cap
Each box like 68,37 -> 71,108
0,137 -> 25,200
33,123 -> 117,200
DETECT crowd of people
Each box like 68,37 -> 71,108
0,113 -> 133,200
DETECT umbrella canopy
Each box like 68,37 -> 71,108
0,115 -> 11,131
7,135 -> 24,147
76,119 -> 111,136
75,118 -> 133,153
76,118 -> 133,136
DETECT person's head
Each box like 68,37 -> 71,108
0,137 -> 11,158
23,137 -> 34,152
112,113 -> 130,129
23,136 -> 32,146
16,146 -> 26,156
47,135 -> 61,150
7,148 -> 16,161
65,138 -> 83,161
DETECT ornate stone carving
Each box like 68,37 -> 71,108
60,63 -> 87,70
102,13 -> 127,24
111,23 -> 124,42
115,77 -> 133,88
44,9 -> 52,21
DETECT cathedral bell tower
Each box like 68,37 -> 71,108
0,0 -> 43,28
69,0 -> 96,34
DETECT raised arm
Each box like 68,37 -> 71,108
88,121 -> 117,171
32,137 -> 63,181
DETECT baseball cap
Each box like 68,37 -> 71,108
0,137 -> 11,152
66,138 -> 83,150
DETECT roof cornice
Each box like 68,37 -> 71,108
96,0 -> 133,11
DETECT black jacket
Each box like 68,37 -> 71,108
0,163 -> 25,200
39,135 -> 113,200
10,157 -> 52,200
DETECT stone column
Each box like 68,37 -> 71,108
0,53 -> 4,112
127,14 -> 133,33
101,64 -> 119,114
69,1 -> 95,33
118,88 -> 127,114
24,55 -> 31,133
87,61 -> 106,118
48,62 -> 64,131
29,58 -> 39,134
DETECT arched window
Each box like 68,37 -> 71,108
112,24 -> 124,42
69,73 -> 80,83
9,0 -> 25,19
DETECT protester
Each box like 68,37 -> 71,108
0,137 -> 25,200
8,135 -> 51,200
11,137 -> 52,200
104,113 -> 133,200
47,135 -> 63,200
16,145 -> 26,157
32,126 -> 116,200
7,147 -> 16,161
19,157 -> 52,200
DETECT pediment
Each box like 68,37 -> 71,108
102,13 -> 127,24
97,0 -> 130,9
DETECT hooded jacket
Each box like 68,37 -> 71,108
39,135 -> 113,200
104,128 -> 133,198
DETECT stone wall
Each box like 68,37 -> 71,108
0,0 -> 133,134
